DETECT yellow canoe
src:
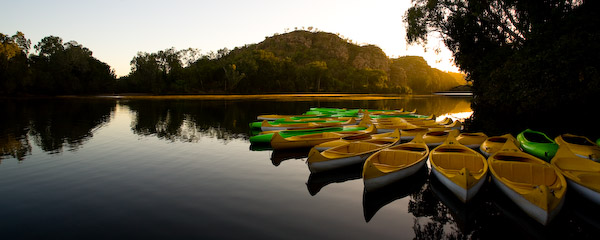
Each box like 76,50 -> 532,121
429,131 -> 488,203
313,130 -> 397,151
363,132 -> 429,191
555,133 -> 600,161
479,134 -> 517,157
307,129 -> 401,173
488,140 -> 566,225
270,125 -> 376,150
551,145 -> 600,205
423,129 -> 460,148
457,132 -> 488,149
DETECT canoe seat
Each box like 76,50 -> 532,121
492,161 -> 557,186
375,150 -> 424,166
431,152 -> 484,173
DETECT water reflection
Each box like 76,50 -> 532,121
0,99 -> 114,161
270,148 -> 310,166
362,167 -> 428,222
306,165 -> 363,196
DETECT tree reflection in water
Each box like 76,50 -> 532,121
0,98 -> 114,161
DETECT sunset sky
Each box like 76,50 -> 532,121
1,0 -> 459,77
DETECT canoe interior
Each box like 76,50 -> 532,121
430,150 -> 485,173
373,149 -> 426,167
491,161 -> 558,187
329,142 -> 387,155
488,137 -> 508,143
562,136 -> 596,146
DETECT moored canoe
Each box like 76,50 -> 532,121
555,133 -> 600,162
363,132 -> 429,191
488,140 -> 566,225
479,134 -> 517,157
307,129 -> 401,173
270,125 -> 376,150
428,131 -> 488,203
457,132 -> 488,149
551,145 -> 600,205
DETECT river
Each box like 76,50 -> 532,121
0,95 -> 598,239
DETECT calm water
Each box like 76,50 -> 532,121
0,96 -> 598,239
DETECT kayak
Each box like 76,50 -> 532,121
517,129 -> 558,162
551,145 -> 600,205
479,134 -> 517,157
270,125 -> 376,150
362,132 -> 429,191
554,133 -> 600,162
456,132 -> 488,149
488,140 -> 566,225
429,131 -> 488,203
307,129 -> 401,173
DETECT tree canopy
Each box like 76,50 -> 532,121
2,30 -> 465,96
404,0 -> 600,116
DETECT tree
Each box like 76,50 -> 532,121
404,1 -> 599,113
307,61 -> 327,91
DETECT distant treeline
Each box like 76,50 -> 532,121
1,30 -> 465,95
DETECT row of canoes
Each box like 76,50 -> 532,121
248,108 -> 600,226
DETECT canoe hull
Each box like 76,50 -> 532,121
490,174 -> 564,225
430,163 -> 486,203
308,155 -> 365,173
363,159 -> 426,191
567,178 -> 600,205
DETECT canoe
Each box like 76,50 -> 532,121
259,118 -> 357,131
517,129 -> 558,162
428,131 -> 488,203
457,132 -> 488,149
423,129 -> 460,148
270,125 -> 376,150
374,120 -> 419,133
307,129 -> 401,173
551,145 -> 600,205
400,128 -> 430,142
257,114 -> 330,121
479,134 -> 517,157
362,132 -> 429,191
554,133 -> 600,162
313,130 -> 396,151
249,119 -> 370,144
250,117 -> 351,129
488,140 -> 566,225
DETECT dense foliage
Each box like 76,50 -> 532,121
2,30 -> 465,95
1,33 -> 116,95
405,0 -> 600,118
121,30 -> 465,94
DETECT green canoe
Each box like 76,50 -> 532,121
516,129 -> 559,161
249,118 -> 349,129
249,126 -> 368,144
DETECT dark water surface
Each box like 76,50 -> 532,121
0,96 -> 598,239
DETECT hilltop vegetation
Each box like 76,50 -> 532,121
1,30 -> 465,95
123,30 -> 465,94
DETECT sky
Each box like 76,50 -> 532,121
1,0 -> 459,77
